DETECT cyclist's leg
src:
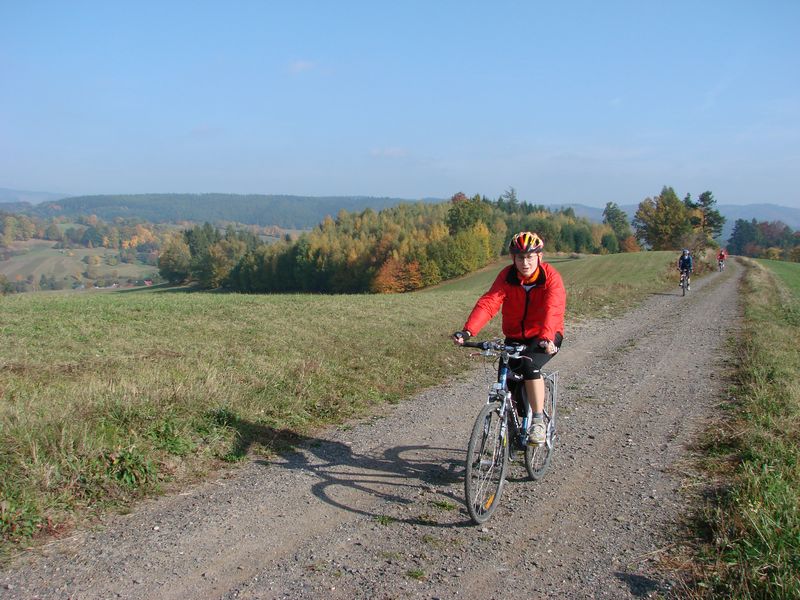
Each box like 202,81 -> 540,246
524,354 -> 556,445
512,334 -> 562,423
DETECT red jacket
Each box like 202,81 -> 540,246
464,261 -> 566,342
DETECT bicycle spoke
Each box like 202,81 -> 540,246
465,403 -> 508,523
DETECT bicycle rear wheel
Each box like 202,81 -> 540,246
464,401 -> 509,524
525,376 -> 555,480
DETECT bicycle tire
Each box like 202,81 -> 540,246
464,401 -> 509,524
682,277 -> 687,296
525,377 -> 555,480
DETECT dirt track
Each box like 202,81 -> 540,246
1,263 -> 741,599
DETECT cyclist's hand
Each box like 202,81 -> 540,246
452,330 -> 471,345
539,339 -> 557,354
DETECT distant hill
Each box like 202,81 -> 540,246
547,202 -> 800,244
7,191 -> 799,242
0,187 -> 69,204
716,204 -> 800,242
25,193 -> 434,229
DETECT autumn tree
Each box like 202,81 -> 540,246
619,235 -> 641,252
446,193 -> 492,234
371,255 -> 405,293
205,238 -> 247,288
158,234 -> 192,283
633,186 -> 692,250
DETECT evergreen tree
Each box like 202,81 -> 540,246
727,219 -> 758,255
601,232 -> 619,254
697,191 -> 726,241
602,202 -> 632,241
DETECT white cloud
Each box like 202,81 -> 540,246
288,60 -> 315,74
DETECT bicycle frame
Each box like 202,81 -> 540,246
461,339 -> 559,522
680,269 -> 690,295
468,341 -> 530,447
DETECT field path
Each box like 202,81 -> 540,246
1,263 -> 741,599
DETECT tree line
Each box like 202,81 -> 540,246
159,190 -> 641,293
727,218 -> 800,261
13,184 -> 794,297
632,186 -> 725,251
631,186 -> 800,262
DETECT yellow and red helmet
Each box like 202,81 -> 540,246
508,231 -> 544,254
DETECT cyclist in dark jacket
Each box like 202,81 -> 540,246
678,249 -> 693,290
452,231 -> 566,445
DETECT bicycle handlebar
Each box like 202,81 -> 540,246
461,339 -> 527,353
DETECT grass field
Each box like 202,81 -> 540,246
757,258 -> 800,298
0,251 -> 676,552
0,239 -> 156,286
429,251 -> 679,318
689,258 -> 800,598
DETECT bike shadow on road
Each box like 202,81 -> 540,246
225,416 -> 474,527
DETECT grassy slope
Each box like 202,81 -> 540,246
690,259 -> 800,598
0,251 -> 675,550
0,240 -> 155,282
757,258 -> 800,298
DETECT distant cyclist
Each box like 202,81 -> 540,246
678,248 -> 693,290
717,248 -> 727,271
452,231 -> 566,445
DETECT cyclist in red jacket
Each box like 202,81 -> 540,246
717,248 -> 727,271
453,231 -> 566,445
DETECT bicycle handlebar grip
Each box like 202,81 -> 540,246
462,340 -> 491,350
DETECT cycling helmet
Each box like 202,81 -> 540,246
509,231 -> 544,254
682,248 -> 690,255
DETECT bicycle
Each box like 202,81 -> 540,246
680,269 -> 691,296
459,339 -> 558,524
718,259 -> 725,272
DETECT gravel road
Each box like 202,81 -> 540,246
1,263 -> 741,600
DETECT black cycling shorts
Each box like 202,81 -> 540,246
503,332 -> 563,380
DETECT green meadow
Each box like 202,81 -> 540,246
757,258 -> 800,298
0,251 -> 677,551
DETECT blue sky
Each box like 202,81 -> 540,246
2,1 -> 799,208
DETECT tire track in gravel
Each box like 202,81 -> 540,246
0,263 -> 741,600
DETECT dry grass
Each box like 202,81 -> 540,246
0,251 -> 676,554
675,259 -> 800,599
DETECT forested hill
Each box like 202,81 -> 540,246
28,194 -> 428,228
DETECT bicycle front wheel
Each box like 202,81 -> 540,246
464,401 -> 509,524
525,377 -> 555,480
